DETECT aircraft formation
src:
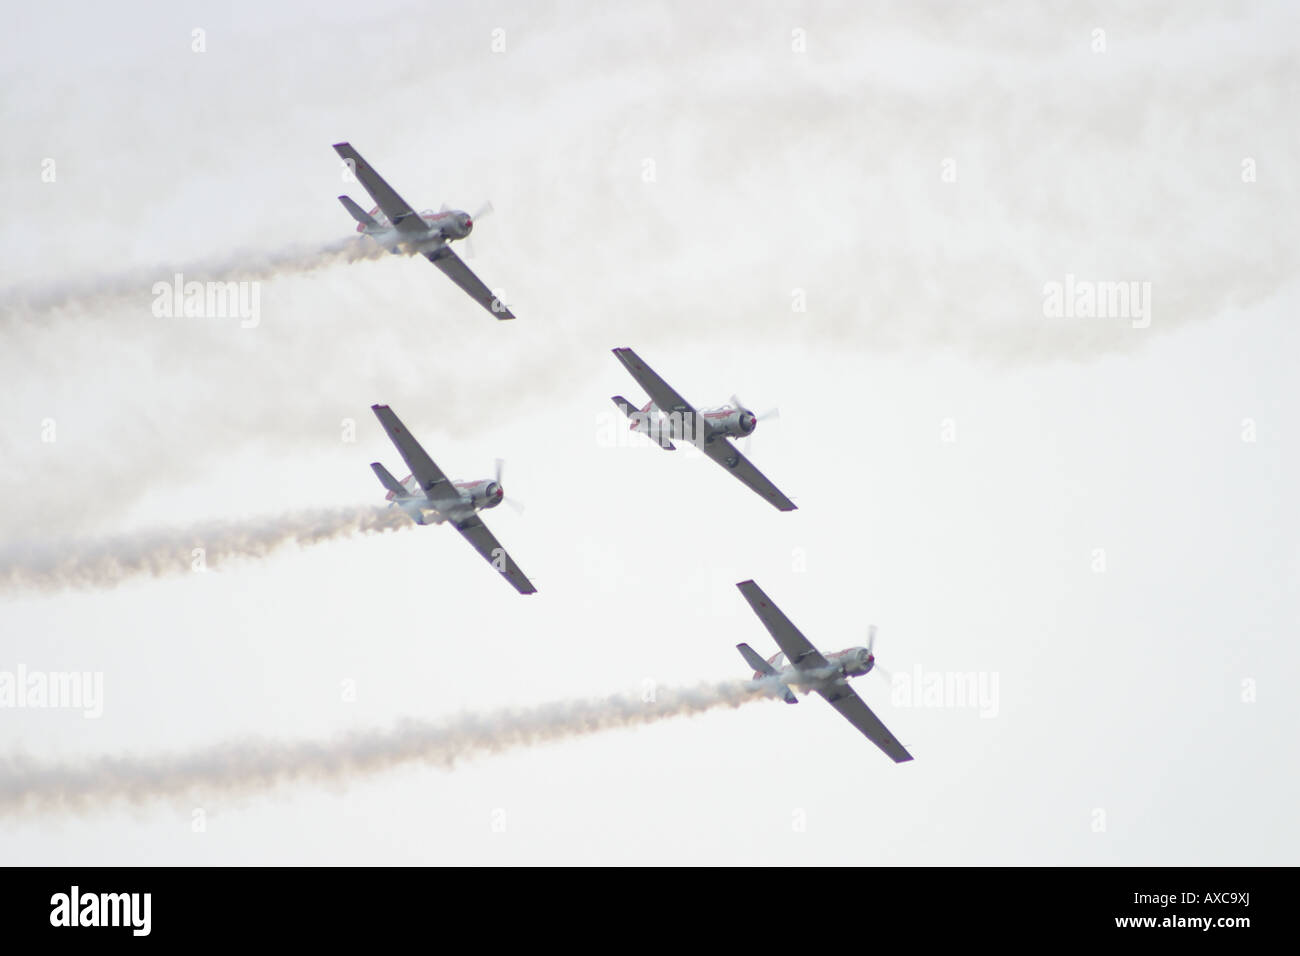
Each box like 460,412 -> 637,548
334,143 -> 912,764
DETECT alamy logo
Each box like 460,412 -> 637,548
151,272 -> 261,328
1042,274 -> 1151,328
50,886 -> 151,936
0,665 -> 102,718
890,666 -> 1000,718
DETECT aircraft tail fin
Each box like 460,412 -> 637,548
611,396 -> 675,450
339,195 -> 380,229
370,462 -> 410,499
737,643 -> 798,704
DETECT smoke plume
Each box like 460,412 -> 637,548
0,239 -> 389,320
0,680 -> 781,816
0,506 -> 412,593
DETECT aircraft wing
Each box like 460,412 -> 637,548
735,580 -> 829,669
817,683 -> 914,763
370,404 -> 454,498
698,438 -> 797,512
333,142 -> 426,236
425,247 -> 516,320
454,514 -> 538,595
611,348 -> 709,441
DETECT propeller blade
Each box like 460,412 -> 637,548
868,626 -> 893,681
493,457 -> 521,511
734,389 -> 780,457
462,202 -> 491,259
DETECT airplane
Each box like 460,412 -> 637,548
369,404 -> 536,595
609,347 -> 796,512
734,579 -> 913,762
332,142 -> 516,320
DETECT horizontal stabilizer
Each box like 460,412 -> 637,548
370,461 -> 409,498
611,396 -> 675,450
339,195 -> 379,228
736,643 -> 797,704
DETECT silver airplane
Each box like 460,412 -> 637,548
735,580 -> 913,763
369,404 -> 536,595
610,347 -> 795,511
333,142 -> 515,320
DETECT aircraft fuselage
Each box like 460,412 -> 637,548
633,402 -> 757,446
389,475 -> 502,525
357,207 -> 473,256
759,647 -> 876,689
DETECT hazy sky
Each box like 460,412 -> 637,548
1,0 -> 1296,864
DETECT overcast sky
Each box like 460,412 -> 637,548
1,0 -> 1296,864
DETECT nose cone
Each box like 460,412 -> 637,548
462,215 -> 473,235
741,412 -> 757,434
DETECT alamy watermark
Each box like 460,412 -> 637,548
595,409 -> 707,449
1043,274 -> 1151,329
0,664 -> 103,718
152,273 -> 260,328
890,666 -> 999,718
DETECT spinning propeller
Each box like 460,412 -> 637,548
494,457 -> 525,513
442,201 -> 494,258
730,393 -> 781,455
867,624 -> 893,682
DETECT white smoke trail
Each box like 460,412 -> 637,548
0,680 -> 782,816
0,505 -> 412,593
0,238 -> 389,320
4,3 -> 1295,538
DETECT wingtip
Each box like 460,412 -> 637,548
736,578 -> 757,589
